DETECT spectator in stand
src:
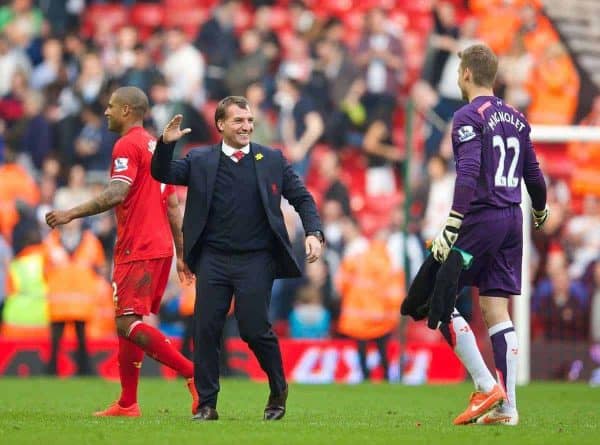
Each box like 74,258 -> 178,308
534,267 -> 589,341
526,42 -> 579,125
0,0 -> 43,39
148,77 -> 210,158
0,144 -> 40,209
252,4 -> 281,72
195,0 -> 241,100
0,232 -> 12,328
288,0 -> 322,44
1,216 -> 47,336
35,173 -> 57,239
497,34 -> 533,112
44,214 -> 107,376
336,229 -> 404,381
20,89 -> 53,171
289,271 -> 331,339
518,4 -> 560,61
162,27 -> 205,108
0,68 -> 28,130
278,33 -> 313,84
424,17 -> 481,160
225,28 -> 268,97
318,150 -> 351,217
473,0 -> 520,56
75,52 -> 106,106
73,102 -> 114,173
564,195 -> 600,279
30,38 -> 62,90
362,99 -> 402,197
387,204 -> 425,284
320,199 -> 346,279
585,260 -> 600,343
276,76 -> 324,178
245,81 -> 275,147
0,32 -> 30,97
54,163 -> 90,206
421,1 -> 459,90
105,26 -> 139,79
309,38 -> 359,119
568,96 -> 600,197
355,7 -> 404,113
120,43 -> 160,94
421,154 -> 455,242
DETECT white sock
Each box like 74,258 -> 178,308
489,320 -> 518,413
441,309 -> 497,393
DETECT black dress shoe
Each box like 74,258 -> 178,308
192,406 -> 219,421
263,386 -> 288,420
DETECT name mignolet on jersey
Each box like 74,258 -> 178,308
487,111 -> 526,132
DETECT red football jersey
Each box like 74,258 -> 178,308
110,126 -> 173,264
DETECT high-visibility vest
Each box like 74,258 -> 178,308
3,247 -> 48,326
45,231 -> 107,322
46,265 -> 98,322
336,241 -> 405,340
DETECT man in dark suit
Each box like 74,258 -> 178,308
151,96 -> 324,421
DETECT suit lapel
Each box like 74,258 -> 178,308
251,143 -> 270,211
205,144 -> 220,208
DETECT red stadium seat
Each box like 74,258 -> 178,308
130,4 -> 165,40
130,3 -> 164,28
164,0 -> 212,7
163,7 -> 208,39
81,4 -> 128,38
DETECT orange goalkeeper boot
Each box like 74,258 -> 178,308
93,401 -> 141,417
453,384 -> 505,425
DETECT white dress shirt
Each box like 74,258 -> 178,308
222,141 -> 250,163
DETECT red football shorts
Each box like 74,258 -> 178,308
112,257 -> 172,317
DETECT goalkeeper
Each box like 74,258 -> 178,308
402,44 -> 548,426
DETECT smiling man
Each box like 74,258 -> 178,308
151,96 -> 324,421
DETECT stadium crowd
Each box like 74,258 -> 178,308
0,0 -> 599,376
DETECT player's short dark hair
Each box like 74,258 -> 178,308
458,44 -> 498,88
214,96 -> 250,130
113,86 -> 149,118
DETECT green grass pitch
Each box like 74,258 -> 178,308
0,378 -> 598,445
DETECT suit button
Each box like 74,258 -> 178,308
126,250 -> 130,255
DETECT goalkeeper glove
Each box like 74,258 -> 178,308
431,210 -> 463,263
532,205 -> 549,230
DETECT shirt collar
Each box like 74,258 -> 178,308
221,141 -> 250,157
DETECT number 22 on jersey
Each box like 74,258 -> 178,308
493,135 -> 520,188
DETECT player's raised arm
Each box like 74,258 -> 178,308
45,180 -> 130,228
151,115 -> 192,185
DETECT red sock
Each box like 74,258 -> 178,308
128,322 -> 193,378
118,336 -> 144,408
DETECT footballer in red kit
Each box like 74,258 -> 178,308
109,126 -> 173,317
46,87 -> 198,418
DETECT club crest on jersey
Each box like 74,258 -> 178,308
114,157 -> 129,172
147,140 -> 156,153
458,125 -> 476,142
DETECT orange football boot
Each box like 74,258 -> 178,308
453,384 -> 505,425
187,378 -> 200,415
93,402 -> 141,417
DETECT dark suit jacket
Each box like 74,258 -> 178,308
151,139 -> 322,278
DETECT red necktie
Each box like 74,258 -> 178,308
232,151 -> 245,161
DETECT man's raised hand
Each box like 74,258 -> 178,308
162,114 -> 191,143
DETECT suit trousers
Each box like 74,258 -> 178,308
193,247 -> 286,408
